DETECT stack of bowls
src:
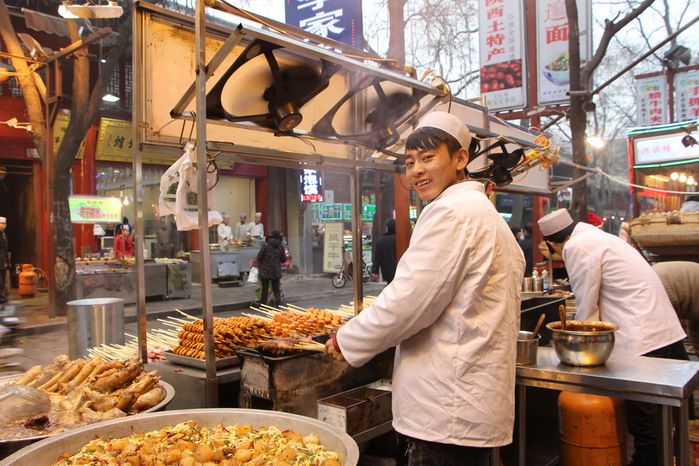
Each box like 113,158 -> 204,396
546,320 -> 618,367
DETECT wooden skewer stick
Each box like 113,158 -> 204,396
286,303 -> 308,312
175,309 -> 199,320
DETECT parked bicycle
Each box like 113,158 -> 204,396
332,247 -> 371,288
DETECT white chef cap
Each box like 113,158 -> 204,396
0,217 -> 5,223
538,209 -> 574,237
255,212 -> 262,217
240,212 -> 247,218
415,111 -> 472,150
222,213 -> 230,219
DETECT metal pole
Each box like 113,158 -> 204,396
195,0 -> 219,407
350,167 -> 363,315
131,4 -> 148,363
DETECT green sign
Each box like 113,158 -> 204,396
68,196 -> 122,224
343,203 -> 376,221
320,204 -> 343,221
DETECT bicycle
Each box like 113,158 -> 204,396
332,247 -> 371,288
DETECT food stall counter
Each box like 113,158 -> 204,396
516,347 -> 699,466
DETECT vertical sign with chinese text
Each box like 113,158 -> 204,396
635,75 -> 667,126
478,0 -> 526,110
285,0 -> 363,48
675,70 -> 699,122
323,222 -> 344,272
536,0 -> 592,105
299,169 -> 324,202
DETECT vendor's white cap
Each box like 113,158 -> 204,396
240,212 -> 247,218
538,209 -> 574,237
222,213 -> 230,219
0,217 -> 5,223
255,212 -> 262,217
415,111 -> 472,150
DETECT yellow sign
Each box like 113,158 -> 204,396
68,195 -> 122,224
96,118 -> 234,168
53,112 -> 85,159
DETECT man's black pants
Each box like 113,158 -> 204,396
404,435 -> 491,466
626,339 -> 688,466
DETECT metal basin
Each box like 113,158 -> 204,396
546,321 -> 618,367
516,331 -> 540,366
0,381 -> 175,460
0,408 -> 359,466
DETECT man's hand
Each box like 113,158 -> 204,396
372,273 -> 379,282
325,338 -> 346,362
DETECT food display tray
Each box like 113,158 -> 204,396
164,350 -> 240,369
0,409 -> 359,466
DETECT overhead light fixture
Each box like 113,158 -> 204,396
586,135 -> 605,150
663,44 -> 691,68
102,93 -> 120,103
670,172 -> 680,181
58,1 -> 124,19
688,176 -> 696,185
679,173 -> 688,183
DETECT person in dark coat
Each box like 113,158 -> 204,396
0,217 -> 8,304
256,230 -> 286,305
520,223 -> 533,276
372,218 -> 397,284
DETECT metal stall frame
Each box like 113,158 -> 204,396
131,0 -> 546,405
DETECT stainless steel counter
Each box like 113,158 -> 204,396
516,347 -> 699,465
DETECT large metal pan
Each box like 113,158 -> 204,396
0,408 -> 359,466
0,381 -> 175,460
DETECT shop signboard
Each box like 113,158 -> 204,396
323,221 -> 344,272
299,169 -> 324,202
285,0 -> 363,48
635,75 -> 668,126
478,0 -> 526,110
341,203 -> 376,221
68,195 -> 122,224
675,69 -> 699,122
633,130 -> 699,165
536,0 -> 592,105
320,203 -> 342,221
53,112 -> 85,159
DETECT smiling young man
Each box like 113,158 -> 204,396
326,112 -> 525,466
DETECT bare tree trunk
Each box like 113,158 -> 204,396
0,0 -> 46,160
565,0 -> 587,222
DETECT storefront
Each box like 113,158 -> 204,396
627,119 -> 699,216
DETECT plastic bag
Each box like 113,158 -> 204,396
0,385 -> 50,424
158,150 -> 188,216
174,143 -> 223,231
247,266 -> 259,284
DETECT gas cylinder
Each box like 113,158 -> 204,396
18,264 -> 37,298
558,391 -> 626,466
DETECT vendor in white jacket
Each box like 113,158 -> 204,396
538,208 -> 686,466
326,112 -> 525,465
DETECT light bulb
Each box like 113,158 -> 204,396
670,172 -> 680,181
688,176 -> 696,185
679,173 -> 688,183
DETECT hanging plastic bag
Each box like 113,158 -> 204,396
174,143 -> 223,231
247,266 -> 259,284
158,150 -> 189,216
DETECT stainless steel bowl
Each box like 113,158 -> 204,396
546,321 -> 618,367
0,409 -> 359,466
516,331 -> 540,365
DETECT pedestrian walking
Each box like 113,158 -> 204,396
256,230 -> 286,306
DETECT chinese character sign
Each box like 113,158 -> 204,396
68,196 -> 123,224
323,222 -> 344,272
478,0 -> 526,111
536,0 -> 592,105
299,169 -> 324,202
675,70 -> 699,122
635,75 -> 667,126
285,0 -> 363,48
634,131 -> 699,165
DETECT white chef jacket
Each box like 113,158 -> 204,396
217,223 -> 233,250
337,181 -> 525,447
234,222 -> 252,241
564,222 -> 685,356
249,222 -> 264,239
